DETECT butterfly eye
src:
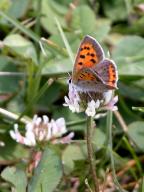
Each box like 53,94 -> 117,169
68,78 -> 72,84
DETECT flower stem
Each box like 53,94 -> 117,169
107,111 -> 126,192
86,116 -> 99,192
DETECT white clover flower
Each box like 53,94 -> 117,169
64,81 -> 118,117
102,95 -> 118,111
10,115 -> 74,146
63,81 -> 80,113
85,100 -> 100,117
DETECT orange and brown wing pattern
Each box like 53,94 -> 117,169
94,59 -> 118,89
72,35 -> 104,83
107,62 -> 118,88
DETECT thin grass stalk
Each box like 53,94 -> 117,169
123,137 -> 142,177
0,11 -> 39,42
107,111 -> 126,192
35,0 -> 42,60
86,116 -> 99,192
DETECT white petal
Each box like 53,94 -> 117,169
51,119 -> 59,137
55,118 -> 67,134
103,90 -> 113,104
95,100 -> 100,109
85,100 -> 98,117
53,132 -> 74,144
47,123 -> 52,140
32,114 -> 38,123
10,125 -> 26,145
25,122 -> 33,132
43,115 -> 49,124
9,130 -> 17,140
35,117 -> 42,126
25,130 -> 36,146
39,132 -> 45,141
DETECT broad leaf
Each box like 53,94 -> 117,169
3,34 -> 37,64
1,167 -> 27,192
112,36 -> 144,76
28,148 -> 62,192
128,121 -> 144,151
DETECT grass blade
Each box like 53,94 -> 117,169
0,11 -> 39,43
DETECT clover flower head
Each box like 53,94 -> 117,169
64,81 -> 118,117
10,115 -> 74,146
63,81 -> 80,113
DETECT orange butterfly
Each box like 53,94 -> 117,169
71,35 -> 118,93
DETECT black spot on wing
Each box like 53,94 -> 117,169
84,46 -> 90,50
90,59 -> 96,63
78,62 -> 83,65
90,53 -> 95,57
80,55 -> 85,59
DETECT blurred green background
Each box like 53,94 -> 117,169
0,0 -> 144,191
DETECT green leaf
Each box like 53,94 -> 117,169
42,57 -> 72,75
3,34 -> 37,64
118,82 -> 144,102
71,5 -> 111,42
38,82 -> 62,106
53,107 -> 86,131
0,0 -> 11,12
40,0 -> 67,34
128,121 -> 144,151
92,19 -> 111,42
71,5 -> 96,35
92,128 -> 106,149
112,36 -> 144,76
28,148 -> 62,192
0,134 -> 29,161
7,0 -> 30,19
102,0 -> 128,21
0,56 -> 22,94
62,143 -> 87,174
1,167 -> 27,192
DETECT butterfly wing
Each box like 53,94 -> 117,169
94,59 -> 118,89
72,35 -> 104,84
72,35 -> 118,93
72,67 -> 108,93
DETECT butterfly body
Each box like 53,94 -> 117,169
72,35 -> 118,93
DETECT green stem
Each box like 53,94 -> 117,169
123,137 -> 142,176
86,116 -> 99,192
35,0 -> 42,61
107,111 -> 126,192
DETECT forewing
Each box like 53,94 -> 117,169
72,35 -> 104,83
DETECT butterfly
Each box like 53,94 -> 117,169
71,35 -> 118,93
